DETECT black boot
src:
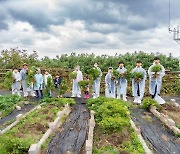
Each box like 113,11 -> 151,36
35,90 -> 39,98
40,90 -> 44,99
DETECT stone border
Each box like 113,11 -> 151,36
28,104 -> 71,154
0,103 -> 44,135
85,110 -> 95,154
130,119 -> 153,154
170,99 -> 180,108
150,106 -> 180,135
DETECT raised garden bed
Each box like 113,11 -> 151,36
160,103 -> 180,129
0,98 -> 75,153
87,97 -> 145,154
0,95 -> 24,118
46,98 -> 89,154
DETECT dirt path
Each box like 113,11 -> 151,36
131,107 -> 180,154
47,98 -> 90,154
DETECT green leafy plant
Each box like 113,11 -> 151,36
99,117 -> 130,133
112,70 -> 120,78
0,95 -> 23,117
151,65 -> 162,72
0,98 -> 75,153
87,68 -> 100,80
78,80 -> 89,90
141,97 -> 161,110
40,97 -> 75,106
69,71 -> 77,79
87,97 -> 144,153
59,79 -> 68,95
132,72 -> 144,79
26,66 -> 36,86
44,76 -> 54,97
4,70 -> 14,90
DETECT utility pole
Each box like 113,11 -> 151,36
168,0 -> 180,70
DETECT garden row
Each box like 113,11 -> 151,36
86,97 -> 180,154
0,97 -> 75,154
86,97 -> 147,154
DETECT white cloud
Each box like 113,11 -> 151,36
0,0 -> 179,59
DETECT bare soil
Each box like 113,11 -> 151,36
160,103 -> 180,124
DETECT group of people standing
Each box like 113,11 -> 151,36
10,57 -> 165,104
71,57 -> 165,104
11,64 -> 62,98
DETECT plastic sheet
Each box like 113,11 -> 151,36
131,108 -> 180,154
47,98 -> 90,154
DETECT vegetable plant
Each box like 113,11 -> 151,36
78,80 -> 89,91
69,71 -> 77,79
87,68 -> 100,80
26,66 -> 36,86
44,76 -> 54,97
132,72 -> 144,79
151,65 -> 162,72
141,97 -> 161,110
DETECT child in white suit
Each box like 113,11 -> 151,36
71,65 -> 83,97
12,68 -> 21,96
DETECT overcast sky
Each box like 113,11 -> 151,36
0,0 -> 180,58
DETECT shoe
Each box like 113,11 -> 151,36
87,94 -> 89,99
123,96 -> 127,101
123,98 -> 127,101
77,95 -> 81,98
71,95 -> 75,97
137,98 -> 141,104
133,97 -> 138,103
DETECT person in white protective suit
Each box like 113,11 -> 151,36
44,70 -> 53,97
132,60 -> 147,104
105,67 -> 116,98
34,68 -> 44,99
20,63 -> 35,97
71,65 -> 83,98
92,63 -> 102,99
116,62 -> 127,101
148,57 -> 165,104
12,68 -> 21,96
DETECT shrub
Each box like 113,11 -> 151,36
141,98 -> 161,110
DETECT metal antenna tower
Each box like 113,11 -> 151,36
168,0 -> 180,69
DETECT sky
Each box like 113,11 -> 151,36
0,0 -> 180,58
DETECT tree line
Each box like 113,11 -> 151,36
0,49 -> 179,72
